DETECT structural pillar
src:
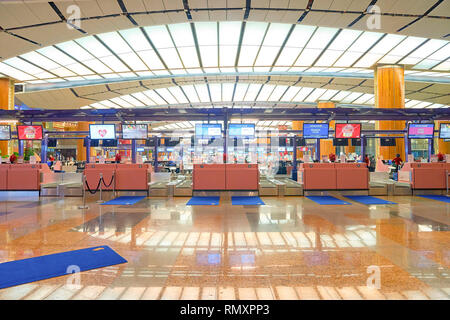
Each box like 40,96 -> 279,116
76,122 -> 94,161
131,139 -> 137,163
436,121 -> 450,154
318,101 -> 335,159
292,121 -> 304,160
0,78 -> 14,157
375,65 -> 405,160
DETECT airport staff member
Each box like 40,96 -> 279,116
392,153 -> 403,171
115,153 -> 122,163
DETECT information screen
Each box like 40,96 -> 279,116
0,125 -> 11,140
17,125 -> 43,140
303,123 -> 329,139
228,124 -> 255,138
122,124 -> 148,139
439,123 -> 450,139
335,123 -> 361,138
408,123 -> 434,139
89,124 -> 116,140
195,124 -> 222,138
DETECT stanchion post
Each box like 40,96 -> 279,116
78,175 -> 89,209
97,173 -> 104,203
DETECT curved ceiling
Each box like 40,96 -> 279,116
1,21 -> 449,84
0,0 -> 449,61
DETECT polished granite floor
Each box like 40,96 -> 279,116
0,191 -> 448,300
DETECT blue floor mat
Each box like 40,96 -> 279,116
101,196 -> 146,205
231,196 -> 265,205
306,196 -> 351,205
0,246 -> 127,289
187,196 -> 220,205
345,195 -> 397,205
418,195 -> 450,203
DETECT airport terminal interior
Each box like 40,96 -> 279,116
0,0 -> 449,301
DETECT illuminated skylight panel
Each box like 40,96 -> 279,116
82,59 -> 113,74
75,36 -> 111,58
304,88 -> 326,102
20,51 -> 61,70
242,22 -> 267,46
318,89 -> 339,101
144,25 -> 174,49
306,27 -> 338,49
222,83 -> 234,101
334,51 -> 364,67
219,45 -> 238,67
154,88 -> 178,104
295,48 -> 323,66
347,32 -> 383,53
426,43 -> 450,61
331,91 -> 352,101
158,48 -> 183,69
64,62 -> 94,75
353,93 -> 374,104
314,50 -> 344,67
90,102 -> 107,109
181,85 -> 200,103
131,92 -> 156,106
405,100 -> 422,108
427,103 -> 444,109
117,52 -> 147,71
0,62 -> 35,81
262,23 -> 291,47
219,22 -> 241,46
37,46 -> 77,66
329,30 -> 362,51
119,28 -> 152,51
168,23 -> 195,47
293,87 -> 314,102
51,67 -> 76,77
111,97 -> 134,108
243,83 -> 262,101
340,91 -> 363,103
285,25 -> 316,48
168,87 -> 189,104
101,56 -> 130,73
143,90 -> 167,105
56,41 -> 95,63
237,46 -> 259,66
379,36 -> 427,63
120,94 -> 145,107
405,39 -> 448,62
2,57 -> 47,76
137,50 -> 166,70
280,86 -> 301,101
196,22 -> 218,46
255,46 -> 280,66
100,100 -> 122,109
233,83 -> 249,101
433,60 -> 450,71
369,34 -> 406,56
208,83 -> 221,102
353,53 -> 384,68
97,32 -> 132,55
176,47 -> 199,68
411,101 -> 432,109
200,46 -> 218,68
268,85 -> 288,101
275,47 -> 302,66
194,84 -> 210,103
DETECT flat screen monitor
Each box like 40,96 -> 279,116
335,123 -> 361,138
228,124 -> 255,138
195,124 -> 222,138
17,125 -> 43,140
102,139 -> 117,147
0,125 -> 11,140
47,138 -> 57,148
122,124 -> 148,139
445,139 -> 450,142
439,123 -> 450,139
408,123 -> 434,139
295,137 -> 306,146
89,124 -> 116,140
380,138 -> 396,146
303,123 -> 329,139
145,137 -> 157,147
90,139 -> 99,147
333,138 -> 348,146
351,138 -> 366,146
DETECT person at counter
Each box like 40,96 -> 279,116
115,153 -> 121,163
437,152 -> 445,162
328,153 -> 336,162
392,154 -> 403,171
364,154 -> 369,166
9,153 -> 17,164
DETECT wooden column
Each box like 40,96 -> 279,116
375,65 -> 405,160
292,121 -> 304,159
436,121 -> 450,154
0,78 -> 14,157
76,122 -> 94,161
318,101 -> 335,159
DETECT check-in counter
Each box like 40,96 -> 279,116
84,163 -> 115,191
115,164 -> 149,191
409,163 -> 446,189
0,165 -> 8,190
7,164 -> 41,191
193,164 -> 226,190
300,163 -> 337,190
226,164 -> 259,190
335,163 -> 369,190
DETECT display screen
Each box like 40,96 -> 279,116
333,138 -> 348,146
335,123 -> 361,138
303,123 -> 329,139
195,124 -> 222,138
408,123 -> 434,139
17,125 -> 43,140
102,139 -> 117,147
380,138 -> 396,146
439,123 -> 450,139
228,124 -> 255,138
0,125 -> 11,140
89,124 -> 116,140
122,124 -> 148,139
